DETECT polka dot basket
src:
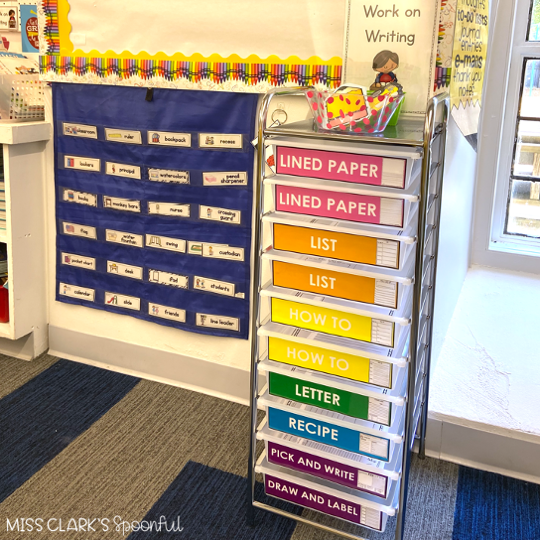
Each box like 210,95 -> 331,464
306,83 -> 404,134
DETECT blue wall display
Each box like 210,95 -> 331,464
53,84 -> 259,339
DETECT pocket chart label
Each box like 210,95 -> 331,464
103,196 -> 141,213
104,292 -> 140,310
148,303 -> 187,322
105,230 -> 144,247
63,189 -> 97,207
146,234 -> 187,253
62,222 -> 97,239
59,282 -> 95,302
148,202 -> 190,217
148,269 -> 189,289
64,155 -> 100,172
148,168 -> 190,184
199,133 -> 243,148
106,162 -> 142,179
148,131 -> 191,147
61,252 -> 96,270
199,205 -> 241,224
196,313 -> 239,331
107,261 -> 143,280
193,276 -> 236,296
63,123 -> 98,139
105,128 -> 142,144
203,172 -> 247,186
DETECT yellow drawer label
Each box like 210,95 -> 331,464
268,337 -> 372,383
273,223 -> 385,265
273,260 -> 378,305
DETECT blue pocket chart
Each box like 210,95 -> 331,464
53,83 -> 259,339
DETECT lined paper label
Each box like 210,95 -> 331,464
359,434 -> 389,460
63,123 -> 97,139
148,131 -> 191,147
105,128 -> 142,144
374,280 -> 398,308
61,253 -> 96,270
146,234 -> 186,253
104,292 -> 140,310
367,398 -> 391,425
62,222 -> 97,240
148,303 -> 186,322
376,239 -> 400,268
380,198 -> 404,227
62,189 -> 97,207
105,230 -> 143,248
107,261 -> 143,280
59,282 -> 95,302
103,196 -> 141,213
368,360 -> 392,387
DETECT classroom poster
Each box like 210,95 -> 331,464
0,3 -> 18,32
53,84 -> 258,339
343,0 -> 441,114
449,0 -> 489,143
20,5 -> 39,53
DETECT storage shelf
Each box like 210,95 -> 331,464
0,121 -> 51,145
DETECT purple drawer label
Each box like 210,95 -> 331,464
265,473 -> 382,530
267,441 -> 388,497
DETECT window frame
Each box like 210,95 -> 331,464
473,0 -> 540,273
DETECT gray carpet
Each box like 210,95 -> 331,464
0,353 -> 57,399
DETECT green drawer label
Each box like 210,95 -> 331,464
268,372 -> 391,425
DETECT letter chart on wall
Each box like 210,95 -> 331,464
53,83 -> 258,338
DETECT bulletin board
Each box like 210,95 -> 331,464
39,0 -> 345,90
53,84 -> 258,339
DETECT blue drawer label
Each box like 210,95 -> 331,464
267,407 -> 390,461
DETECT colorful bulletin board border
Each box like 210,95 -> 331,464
38,0 -> 342,90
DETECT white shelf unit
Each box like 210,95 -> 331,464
0,121 -> 51,352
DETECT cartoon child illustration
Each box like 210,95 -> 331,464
370,50 -> 399,90
8,10 -> 16,29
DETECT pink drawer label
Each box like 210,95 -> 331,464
275,185 -> 403,226
276,146 -> 384,185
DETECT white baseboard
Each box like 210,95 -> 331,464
49,326 -> 252,406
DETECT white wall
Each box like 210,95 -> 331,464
431,117 -> 477,367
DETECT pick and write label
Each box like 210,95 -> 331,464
272,261 -> 398,308
148,131 -> 191,147
271,298 -> 394,347
106,162 -> 142,179
148,269 -> 189,289
196,313 -> 239,331
104,128 -> 142,144
199,133 -> 243,149
264,474 -> 383,530
267,407 -> 390,461
273,223 -> 400,269
62,122 -> 97,139
148,168 -> 190,184
103,196 -> 141,213
62,189 -> 97,207
107,260 -> 143,280
268,372 -> 391,425
268,337 -> 392,387
64,155 -> 100,172
62,222 -> 97,239
105,229 -> 144,248
267,441 -> 388,497
275,185 -> 404,227
146,234 -> 186,253
61,252 -> 96,270
148,303 -> 187,322
193,276 -> 235,297
203,172 -> 247,186
59,282 -> 95,302
104,292 -> 140,310
199,205 -> 241,224
275,145 -> 406,189
148,202 -> 190,217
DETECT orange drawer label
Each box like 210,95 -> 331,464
273,224 -> 399,267
273,260 -> 378,304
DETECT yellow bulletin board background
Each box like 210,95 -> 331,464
38,0 -> 345,90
